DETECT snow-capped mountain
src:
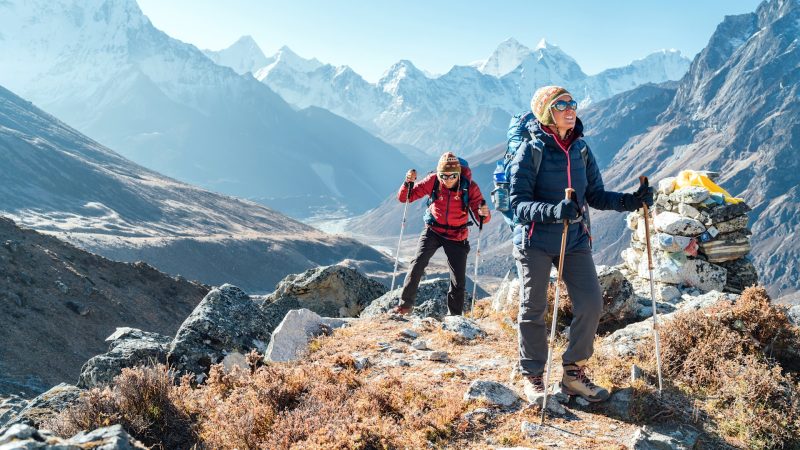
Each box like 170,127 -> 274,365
202,35 -> 270,75
0,0 -> 413,217
251,37 -> 691,158
476,37 -> 538,77
0,83 -> 390,293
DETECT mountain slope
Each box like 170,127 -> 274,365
0,0 -> 412,217
591,0 -> 800,299
0,216 -> 209,396
0,84 -> 390,293
202,35 -> 270,75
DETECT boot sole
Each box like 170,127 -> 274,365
561,385 -> 610,402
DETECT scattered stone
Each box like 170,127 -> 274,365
78,328 -> 172,388
0,423 -> 146,449
575,397 -> 590,407
0,396 -> 27,428
264,309 -> 349,362
527,393 -> 566,415
603,387 -> 634,420
411,339 -> 428,350
168,284 -> 273,375
520,420 -> 541,437
442,316 -> 486,341
463,380 -> 520,407
428,351 -> 448,361
597,265 -> 637,323
631,364 -> 645,383
3,383 -> 82,428
788,305 -> 800,326
628,425 -> 700,449
353,356 -> 370,371
462,407 -> 494,422
681,259 -> 727,292
400,329 -> 419,339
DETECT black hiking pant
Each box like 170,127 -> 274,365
400,227 -> 470,315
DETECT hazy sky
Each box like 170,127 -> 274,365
137,0 -> 763,82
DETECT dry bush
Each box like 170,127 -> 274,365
638,286 -> 800,448
546,281 -> 573,329
48,362 -> 468,450
192,366 -> 467,449
44,365 -> 197,449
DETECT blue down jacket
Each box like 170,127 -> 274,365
509,118 -> 635,254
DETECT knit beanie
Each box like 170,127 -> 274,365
436,152 -> 461,174
530,85 -> 572,126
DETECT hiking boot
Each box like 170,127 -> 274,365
522,374 -> 545,403
561,362 -> 610,402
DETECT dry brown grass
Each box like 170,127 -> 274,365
625,286 -> 800,449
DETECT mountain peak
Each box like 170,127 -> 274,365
478,37 -> 533,77
203,35 -> 268,75
269,46 -> 323,72
536,38 -> 554,50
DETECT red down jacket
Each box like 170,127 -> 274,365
397,168 -> 490,241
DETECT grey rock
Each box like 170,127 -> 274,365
442,316 -> 486,341
681,259 -> 727,292
400,329 -> 419,339
264,265 -> 386,318
628,425 -> 700,450
411,339 -> 428,350
575,396 -> 590,407
677,203 -> 701,219
491,271 -> 519,315
597,265 -> 637,323
0,423 -> 146,449
706,202 -> 751,224
713,215 -> 748,234
526,392 -> 567,415
360,278 -> 470,320
55,280 -> 68,294
717,258 -> 758,293
631,364 -> 645,383
602,387 -> 634,420
168,284 -> 272,375
428,351 -> 448,361
78,328 -> 172,388
463,380 -> 520,407
4,383 -> 82,428
353,356 -> 370,370
656,177 -> 676,195
788,305 -> 800,326
264,309 -> 348,362
669,186 -> 710,205
603,320 -> 656,357
0,397 -> 27,428
653,212 -> 706,236
221,352 -> 249,373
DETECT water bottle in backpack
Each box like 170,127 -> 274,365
491,160 -> 510,212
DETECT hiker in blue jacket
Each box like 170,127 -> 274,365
509,86 -> 653,403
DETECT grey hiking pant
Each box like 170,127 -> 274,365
400,227 -> 470,315
513,245 -> 602,376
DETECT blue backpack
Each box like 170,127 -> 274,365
491,112 -> 589,228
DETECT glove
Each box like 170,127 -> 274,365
551,198 -> 581,221
624,183 -> 654,211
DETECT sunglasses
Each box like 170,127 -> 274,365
438,173 -> 459,181
551,99 -> 578,112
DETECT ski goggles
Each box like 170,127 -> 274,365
438,173 -> 460,181
551,99 -> 578,112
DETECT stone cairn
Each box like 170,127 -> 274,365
621,172 -> 757,294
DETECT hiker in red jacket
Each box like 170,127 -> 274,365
394,152 -> 490,316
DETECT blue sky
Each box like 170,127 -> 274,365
137,0 -> 763,82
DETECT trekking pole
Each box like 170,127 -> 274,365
639,175 -> 664,394
390,171 -> 415,292
541,188 -> 574,426
469,200 -> 486,315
